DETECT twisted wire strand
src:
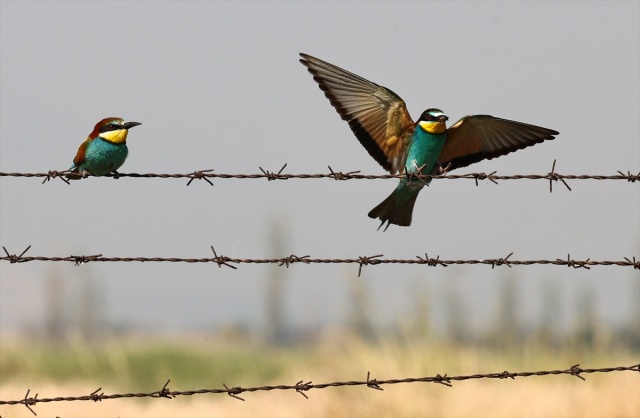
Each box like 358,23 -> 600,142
0,161 -> 638,191
2,247 -> 638,274
1,363 -> 637,415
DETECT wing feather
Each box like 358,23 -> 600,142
300,53 -> 415,174
439,115 -> 558,170
71,137 -> 93,170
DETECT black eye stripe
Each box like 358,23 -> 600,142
99,123 -> 122,133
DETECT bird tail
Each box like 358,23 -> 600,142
368,186 -> 419,231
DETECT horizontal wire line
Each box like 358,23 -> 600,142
0,162 -> 638,189
2,247 -> 638,273
1,363 -> 638,414
1,171 -> 638,181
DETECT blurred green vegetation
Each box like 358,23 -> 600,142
2,333 -> 637,394
0,339 -> 290,390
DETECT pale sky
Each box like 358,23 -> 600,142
1,1 -> 638,335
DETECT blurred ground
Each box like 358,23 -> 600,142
1,334 -> 638,417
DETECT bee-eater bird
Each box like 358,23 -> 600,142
299,53 -> 558,230
68,117 -> 141,178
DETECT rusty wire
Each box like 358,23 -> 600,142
2,246 -> 638,275
0,161 -> 638,191
1,363 -> 637,415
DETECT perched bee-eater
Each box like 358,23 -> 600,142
300,53 -> 558,230
68,117 -> 141,178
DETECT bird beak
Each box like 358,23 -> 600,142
123,121 -> 142,130
438,115 -> 448,123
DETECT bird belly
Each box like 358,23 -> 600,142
81,138 -> 128,176
404,131 -> 447,178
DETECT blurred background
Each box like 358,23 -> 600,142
1,1 -> 638,416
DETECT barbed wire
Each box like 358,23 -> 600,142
2,246 -> 638,275
1,363 -> 637,415
0,160 -> 637,192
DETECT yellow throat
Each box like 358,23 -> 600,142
418,120 -> 447,135
99,129 -> 129,144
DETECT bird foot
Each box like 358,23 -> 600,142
413,161 -> 428,174
406,162 -> 429,185
437,161 -> 452,175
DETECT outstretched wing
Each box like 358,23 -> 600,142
439,115 -> 558,170
300,53 -> 415,174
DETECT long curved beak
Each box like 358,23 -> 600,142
123,121 -> 142,130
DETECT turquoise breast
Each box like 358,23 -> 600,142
80,137 -> 129,176
405,129 -> 447,177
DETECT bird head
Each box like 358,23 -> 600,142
89,117 -> 142,144
417,109 -> 448,134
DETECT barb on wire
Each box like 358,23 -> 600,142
259,163 -> 288,181
210,246 -> 237,270
328,166 -> 361,180
186,169 -> 215,186
20,389 -> 37,416
295,380 -> 313,398
1,162 -> 638,187
156,380 -> 173,399
1,364 -> 637,415
278,254 -> 311,267
548,159 -> 572,192
89,387 -> 103,402
70,253 -> 103,266
416,253 -> 449,267
1,246 -> 638,271
223,383 -> 245,401
366,371 -> 383,391
42,170 -> 71,185
619,170 -> 639,182
2,245 -> 31,263
358,254 -> 384,277
473,171 -> 499,186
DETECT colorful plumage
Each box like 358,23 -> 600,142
299,53 -> 558,230
69,117 -> 141,178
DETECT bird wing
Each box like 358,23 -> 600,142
439,115 -> 558,170
300,53 -> 415,174
71,137 -> 93,170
